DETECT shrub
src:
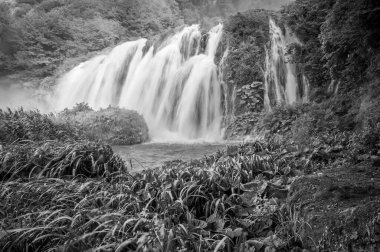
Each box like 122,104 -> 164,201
0,140 -> 125,180
261,103 -> 310,135
58,105 -> 149,145
0,108 -> 78,145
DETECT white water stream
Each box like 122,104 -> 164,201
264,19 -> 309,109
55,25 -> 224,142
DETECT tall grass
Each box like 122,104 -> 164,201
0,140 -> 125,181
0,106 -> 150,147
0,142 -> 304,252
0,108 -> 78,145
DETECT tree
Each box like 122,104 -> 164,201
320,0 -> 380,87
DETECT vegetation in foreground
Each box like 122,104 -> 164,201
0,104 -> 379,251
0,140 -> 321,251
0,0 -> 379,251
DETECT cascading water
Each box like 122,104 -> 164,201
218,46 -> 235,127
264,18 -> 309,109
54,24 -> 224,141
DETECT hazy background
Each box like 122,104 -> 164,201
0,76 -> 50,111
229,0 -> 293,11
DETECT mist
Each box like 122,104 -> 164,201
0,77 -> 50,112
231,0 -> 294,11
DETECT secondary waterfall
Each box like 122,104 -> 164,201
264,19 -> 309,109
54,24 -> 224,141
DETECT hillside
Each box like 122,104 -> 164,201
0,0 -> 292,77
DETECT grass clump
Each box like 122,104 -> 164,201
0,108 -> 78,145
0,140 -> 125,181
58,104 -> 149,145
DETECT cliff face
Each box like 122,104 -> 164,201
222,10 -> 270,115
220,0 -> 380,140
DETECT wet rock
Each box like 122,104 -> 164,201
265,183 -> 288,199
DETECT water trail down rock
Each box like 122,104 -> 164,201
54,25 -> 224,142
264,19 -> 309,110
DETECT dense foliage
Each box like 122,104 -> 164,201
226,0 -> 380,159
0,0 -> 294,77
1,1 -> 380,251
1,106 -> 379,251
281,0 -> 380,98
0,108 -> 77,145
223,9 -> 270,114
0,140 -> 319,251
0,106 -> 149,146
0,140 -> 125,181
0,0 -> 182,76
59,105 -> 149,145
176,0 -> 291,23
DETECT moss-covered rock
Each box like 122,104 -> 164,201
58,105 -> 149,145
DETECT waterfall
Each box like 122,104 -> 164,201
218,46 -> 235,126
54,24 -> 224,142
264,18 -> 309,110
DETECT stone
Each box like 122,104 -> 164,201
265,183 -> 288,199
